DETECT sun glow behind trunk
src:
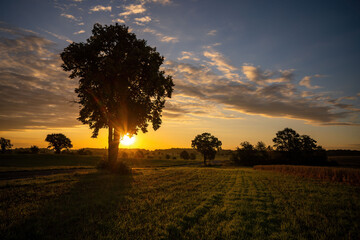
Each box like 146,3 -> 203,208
120,133 -> 136,146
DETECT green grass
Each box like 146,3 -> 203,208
1,166 -> 359,239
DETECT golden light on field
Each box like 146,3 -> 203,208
120,133 -> 136,146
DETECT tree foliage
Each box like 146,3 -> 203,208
273,128 -> 323,152
45,133 -> 73,154
231,141 -> 270,166
30,145 -> 40,154
0,137 -> 12,153
180,150 -> 190,160
61,23 -> 174,165
191,133 -> 222,165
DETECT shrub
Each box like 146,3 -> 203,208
190,153 -> 196,160
180,150 -> 190,160
77,148 -> 92,155
30,145 -> 40,154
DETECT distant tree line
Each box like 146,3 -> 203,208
231,128 -> 334,166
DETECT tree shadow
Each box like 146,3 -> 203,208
4,170 -> 133,240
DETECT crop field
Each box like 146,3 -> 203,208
254,165 -> 360,185
0,155 -> 359,239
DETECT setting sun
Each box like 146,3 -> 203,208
120,134 -> 136,146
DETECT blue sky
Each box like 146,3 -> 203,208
0,0 -> 359,149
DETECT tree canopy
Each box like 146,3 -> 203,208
273,128 -> 322,152
191,133 -> 222,165
45,133 -> 73,154
0,137 -> 12,153
61,23 -> 174,165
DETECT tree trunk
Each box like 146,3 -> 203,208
203,155 -> 206,166
108,125 -> 120,167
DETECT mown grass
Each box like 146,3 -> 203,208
1,167 -> 359,239
254,165 -> 360,185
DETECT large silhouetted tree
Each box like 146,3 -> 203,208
191,133 -> 222,165
61,23 -> 174,166
0,137 -> 12,153
272,128 -> 301,152
45,133 -> 73,154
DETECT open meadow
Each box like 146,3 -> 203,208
0,154 -> 359,240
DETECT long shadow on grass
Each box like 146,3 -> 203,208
4,170 -> 133,240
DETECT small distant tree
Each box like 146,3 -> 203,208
191,133 -> 222,165
165,154 -> 171,160
30,145 -> 40,154
45,133 -> 73,154
0,138 -> 12,153
180,150 -> 190,160
300,135 -> 319,151
189,152 -> 196,160
120,152 -> 128,159
255,141 -> 267,151
135,150 -> 144,159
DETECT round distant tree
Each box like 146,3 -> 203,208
61,23 -> 174,167
272,128 -> 301,152
180,150 -> 190,160
45,133 -> 73,154
191,133 -> 222,165
0,137 -> 12,153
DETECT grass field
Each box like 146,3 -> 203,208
0,155 -> 359,239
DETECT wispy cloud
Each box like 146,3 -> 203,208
299,75 -> 322,89
0,24 -> 79,130
203,47 -> 239,79
60,13 -> 79,21
90,5 -> 112,12
164,59 -> 359,126
43,29 -> 72,43
143,28 -> 178,43
177,51 -> 200,61
207,30 -> 217,36
112,18 -> 126,23
73,30 -> 85,35
134,16 -> 151,25
119,4 -> 146,16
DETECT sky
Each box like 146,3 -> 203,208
0,0 -> 359,150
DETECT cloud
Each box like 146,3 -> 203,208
242,65 -> 293,85
165,60 -> 359,125
207,30 -> 217,36
177,51 -> 200,61
78,22 -> 84,26
73,30 -> 85,35
0,24 -> 79,131
203,47 -> 239,79
134,16 -> 151,25
90,5 -> 112,12
299,75 -> 322,89
60,13 -> 79,21
112,18 -> 126,24
119,4 -> 146,16
143,28 -> 178,43
42,30 -> 72,43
